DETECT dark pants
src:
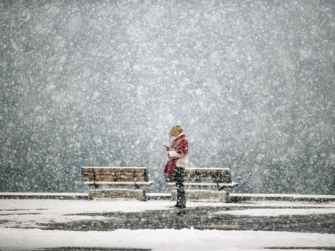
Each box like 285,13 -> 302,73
175,167 -> 186,207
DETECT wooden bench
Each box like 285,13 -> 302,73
167,168 -> 238,190
167,167 -> 238,203
82,167 -> 154,189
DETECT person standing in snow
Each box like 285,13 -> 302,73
164,125 -> 188,208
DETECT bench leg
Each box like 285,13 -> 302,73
89,184 -> 100,189
134,182 -> 140,189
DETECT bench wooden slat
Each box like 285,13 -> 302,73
82,167 -> 149,183
82,167 -> 153,189
167,182 -> 238,188
84,181 -> 154,187
84,167 -> 147,169
166,168 -> 233,183
185,168 -> 231,183
166,168 -> 238,190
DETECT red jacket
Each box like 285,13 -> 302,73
164,133 -> 189,175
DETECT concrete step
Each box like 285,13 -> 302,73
230,193 -> 335,203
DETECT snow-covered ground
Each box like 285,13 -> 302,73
0,199 -> 334,250
1,228 -> 335,251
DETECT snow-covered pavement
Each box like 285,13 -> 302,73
1,228 -> 335,251
0,199 -> 334,250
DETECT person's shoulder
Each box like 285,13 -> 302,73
180,134 -> 188,142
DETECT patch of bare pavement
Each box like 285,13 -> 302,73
265,248 -> 335,250
32,247 -> 335,251
38,205 -> 335,234
38,249 -> 150,251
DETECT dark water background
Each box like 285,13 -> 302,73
1,0 -> 334,194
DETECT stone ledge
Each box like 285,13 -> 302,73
88,189 -> 147,201
229,193 -> 335,203
0,192 -> 88,200
171,190 -> 229,203
1,192 -> 335,202
146,193 -> 171,200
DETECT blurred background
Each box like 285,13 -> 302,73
1,0 -> 334,194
